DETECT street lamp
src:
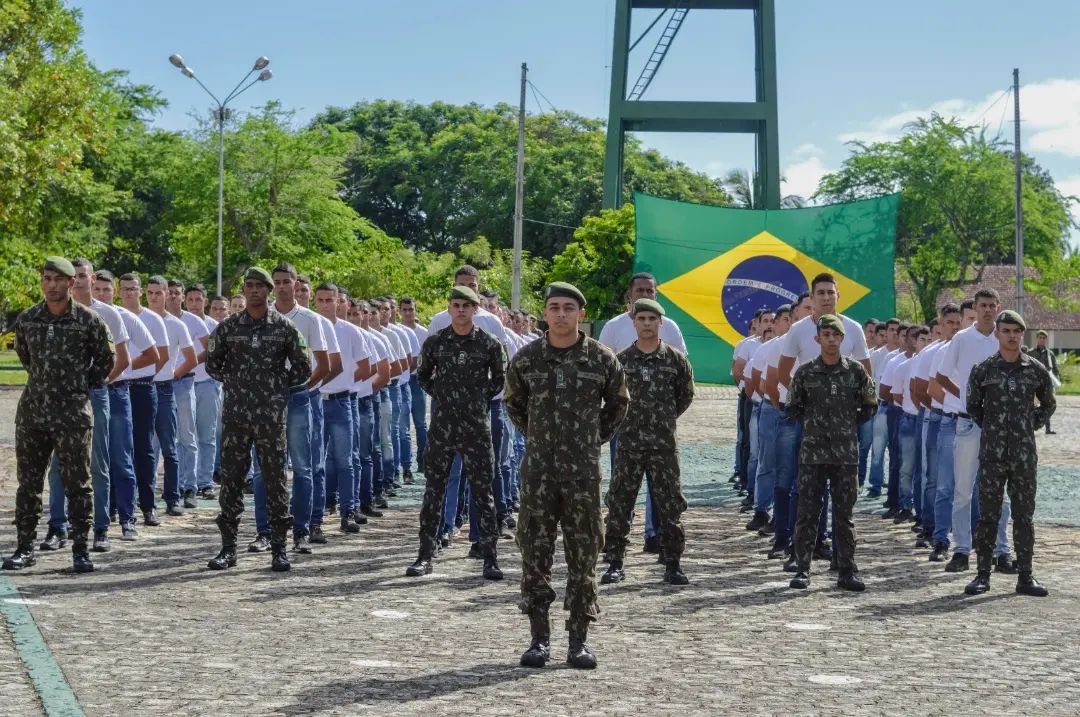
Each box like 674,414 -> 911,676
168,54 -> 273,295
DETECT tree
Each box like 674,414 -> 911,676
815,115 -> 1074,320
722,168 -> 806,209
548,204 -> 636,319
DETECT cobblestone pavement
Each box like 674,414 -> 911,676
0,388 -> 1077,715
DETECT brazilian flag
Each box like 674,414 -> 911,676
634,191 -> 899,384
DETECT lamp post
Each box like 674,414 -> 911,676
168,54 -> 273,295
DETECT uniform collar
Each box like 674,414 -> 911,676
628,340 -> 666,360
238,309 -> 269,326
541,330 -> 589,363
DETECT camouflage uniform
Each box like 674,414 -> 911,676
785,356 -> 877,573
604,341 -> 694,562
206,310 -> 310,550
415,325 -> 505,560
967,351 -> 1055,574
13,299 -> 114,553
505,331 -> 628,631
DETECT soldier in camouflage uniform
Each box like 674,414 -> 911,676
505,282 -> 629,670
406,286 -> 505,581
600,299 -> 694,586
4,257 -> 114,574
964,310 -> 1055,597
1028,330 -> 1059,434
784,314 -> 877,592
205,267 -> 311,573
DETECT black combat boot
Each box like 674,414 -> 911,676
789,571 -> 810,589
207,546 -> 237,570
642,535 -> 661,554
340,515 -> 361,534
782,549 -> 799,573
600,559 -> 625,585
2,543 -> 36,571
663,560 -> 689,585
72,549 -> 95,574
519,609 -> 551,668
929,543 -> 949,562
482,555 -> 504,581
566,624 -> 597,669
309,525 -> 328,544
406,555 -> 433,577
964,571 -> 991,595
402,469 -> 414,485
40,528 -> 66,551
360,503 -> 383,518
271,543 -> 291,572
836,569 -> 865,592
994,555 -> 1019,574
1016,572 -> 1049,597
745,511 -> 769,531
944,553 -> 969,572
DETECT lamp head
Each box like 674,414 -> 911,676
169,53 -> 185,68
253,56 -> 270,70
258,69 -> 273,81
181,67 -> 195,78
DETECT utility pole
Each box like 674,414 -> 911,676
1013,67 -> 1025,316
512,62 -> 527,310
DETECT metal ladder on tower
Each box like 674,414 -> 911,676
627,2 -> 690,101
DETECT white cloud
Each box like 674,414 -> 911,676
782,155 -> 830,200
1055,175 -> 1080,250
791,142 -> 824,158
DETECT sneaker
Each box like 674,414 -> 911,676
351,511 -> 368,526
915,536 -> 930,548
92,529 -> 110,553
198,486 -> 218,500
309,525 -> 328,544
929,544 -> 949,562
340,516 -> 361,534
142,509 -> 161,527
944,553 -> 969,573
375,495 -> 389,509
120,523 -> 138,541
360,504 -> 384,518
757,520 -> 775,537
745,511 -> 770,531
893,509 -> 914,524
40,528 -> 67,551
248,535 -> 271,553
165,502 -> 184,517
182,490 -> 198,509
293,535 -> 313,554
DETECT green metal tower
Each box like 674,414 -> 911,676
602,0 -> 780,209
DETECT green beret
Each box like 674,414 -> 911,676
544,281 -> 586,307
1036,329 -> 1048,338
244,266 -> 273,287
448,286 -> 480,305
632,298 -> 665,317
995,310 -> 1026,331
42,256 -> 75,278
816,314 -> 845,335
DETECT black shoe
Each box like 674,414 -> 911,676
738,499 -> 754,513
439,531 -> 451,549
248,535 -> 271,553
663,560 -> 689,585
643,535 -> 661,554
1045,429 -> 1057,435
243,480 -> 254,495
789,571 -> 809,589
182,490 -> 198,509
910,523 -> 924,533
403,470 -> 414,485
944,553 -> 969,572
309,525 -> 327,544
467,542 -> 482,559
745,511 -> 769,531
865,489 -> 881,499
207,547 -> 237,570
2,546 -> 36,571
165,502 -> 184,517
325,499 -> 337,516
482,556 -> 504,580
837,571 -> 865,592
994,555 -> 1019,574
1016,573 -> 1049,597
812,542 -> 832,561
520,639 -> 551,668
374,496 -> 389,509
120,523 -> 138,541
767,544 -> 787,560
893,509 -> 914,524
964,571 -> 991,595
566,633 -> 597,670
351,511 -> 368,526
600,561 -> 625,585
340,516 -> 361,534
271,547 -> 291,572
92,529 -> 110,553
360,503 -> 383,518
757,520 -> 775,537
198,486 -> 218,500
72,551 -> 95,573
40,528 -> 67,551
915,536 -> 930,548
406,557 -> 433,577
929,544 -> 949,562
881,508 -> 898,520
293,535 -> 313,554
782,554 -> 799,573
385,488 -> 398,498
142,509 -> 160,527
504,514 -> 517,529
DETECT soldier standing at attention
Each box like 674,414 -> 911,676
964,311 -> 1055,597
4,257 -> 114,573
600,299 -> 694,587
505,282 -> 629,670
406,286 -> 505,580
205,268 -> 311,573
1028,330 -> 1059,434
785,315 -> 877,592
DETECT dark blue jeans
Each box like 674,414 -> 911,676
772,412 -> 802,549
409,375 -> 428,471
397,380 -> 412,473
857,415 -> 873,486
320,393 -> 354,523
354,395 -> 375,507
308,389 -> 325,525
921,410 -> 941,533
107,383 -> 137,526
129,382 -> 158,512
885,404 -> 902,510
153,381 -> 180,507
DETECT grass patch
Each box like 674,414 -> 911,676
1058,361 -> 1080,396
0,370 -> 26,386
0,350 -> 21,369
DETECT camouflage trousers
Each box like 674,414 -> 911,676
418,431 -> 497,560
15,424 -> 92,551
216,419 -> 292,548
604,449 -> 687,562
976,458 -> 1037,574
794,463 -> 858,573
516,478 -> 603,632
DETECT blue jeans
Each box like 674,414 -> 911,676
857,415 -> 873,486
354,395 -> 375,506
885,404 -> 902,509
921,411 -> 941,533
511,428 -> 525,501
320,394 -> 354,524
308,389 -> 325,524
771,410 -> 802,549
174,374 -> 198,493
912,408 -> 925,521
867,404 -> 888,492
897,413 -> 918,511
408,375 -> 428,471
952,418 -> 1011,557
107,383 -> 137,525
193,380 -> 221,490
734,392 -> 746,477
745,401 -> 761,499
442,452 -> 464,535
129,382 -> 158,512
152,381 -> 180,506
377,388 -> 394,490
389,383 -> 403,474
252,391 -> 313,534
933,415 -> 957,548
48,387 -> 110,532
398,380 -> 412,473
755,401 -> 781,513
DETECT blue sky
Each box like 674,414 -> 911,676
75,0 -> 1080,238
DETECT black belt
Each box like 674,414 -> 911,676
116,377 -> 153,387
322,390 -> 350,401
766,398 -> 786,410
289,385 -> 308,395
943,411 -> 970,419
178,373 -> 195,380
931,407 -> 943,415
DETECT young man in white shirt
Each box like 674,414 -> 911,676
182,283 -> 221,500
740,311 -> 774,518
745,317 -> 779,531
167,279 -> 210,509
729,317 -> 759,488
891,326 -> 930,524
399,296 -> 429,477
867,318 -> 903,498
354,300 -> 391,519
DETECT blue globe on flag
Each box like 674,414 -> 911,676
720,255 -> 807,337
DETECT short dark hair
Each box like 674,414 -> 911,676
210,295 -> 228,304
230,294 -> 244,301
185,283 -> 207,296
315,282 -> 338,294
119,273 -> 140,284
72,257 -> 92,270
864,318 -> 878,328
774,304 -> 792,318
479,289 -> 497,299
296,274 -> 311,285
272,262 -> 298,279
95,269 -> 116,282
939,302 -> 961,317
628,272 -> 656,288
885,318 -> 901,328
915,326 -> 930,338
147,275 -> 167,287
795,291 -> 811,305
897,322 -> 910,333
874,324 -> 886,334
399,297 -> 416,306
454,265 -> 480,280
974,287 -> 1000,303
928,318 -> 939,330
960,299 -> 975,312
905,324 -> 921,336
810,273 -> 836,291
167,279 -> 183,289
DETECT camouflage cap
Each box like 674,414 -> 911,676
42,256 -> 75,277
995,309 -> 1026,331
632,298 -> 665,317
448,285 -> 480,305
816,313 -> 845,335
244,266 -> 273,287
544,281 -> 586,307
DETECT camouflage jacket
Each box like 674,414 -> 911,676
206,309 -> 311,425
14,299 -> 114,430
615,341 -> 695,452
504,331 -> 629,483
1027,346 -> 1059,379
786,356 -> 877,465
416,325 -> 505,435
967,351 -> 1056,464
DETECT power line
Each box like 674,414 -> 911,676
523,216 -> 632,238
994,87 -> 1012,140
526,79 -> 558,114
974,86 -> 1012,127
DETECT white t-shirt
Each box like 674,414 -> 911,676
193,315 -> 219,382
88,299 -> 128,349
379,326 -> 408,375
356,326 -> 391,398
733,336 -> 761,390
429,306 -> 510,350
879,351 -> 910,392
746,337 -> 777,403
404,322 -> 429,353
178,311 -> 211,382
278,303 -> 329,382
894,356 -> 919,415
155,312 -> 194,382
321,320 -> 370,395
928,344 -> 948,410
598,312 -> 688,355
909,341 -> 943,409
765,336 -> 796,404
870,345 -> 892,384
130,308 -> 168,381
113,306 -> 155,383
936,325 -> 998,414
781,313 -> 871,367
385,323 -> 415,382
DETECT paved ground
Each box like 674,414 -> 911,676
0,387 -> 1078,715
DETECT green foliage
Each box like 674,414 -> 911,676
548,204 -> 636,319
